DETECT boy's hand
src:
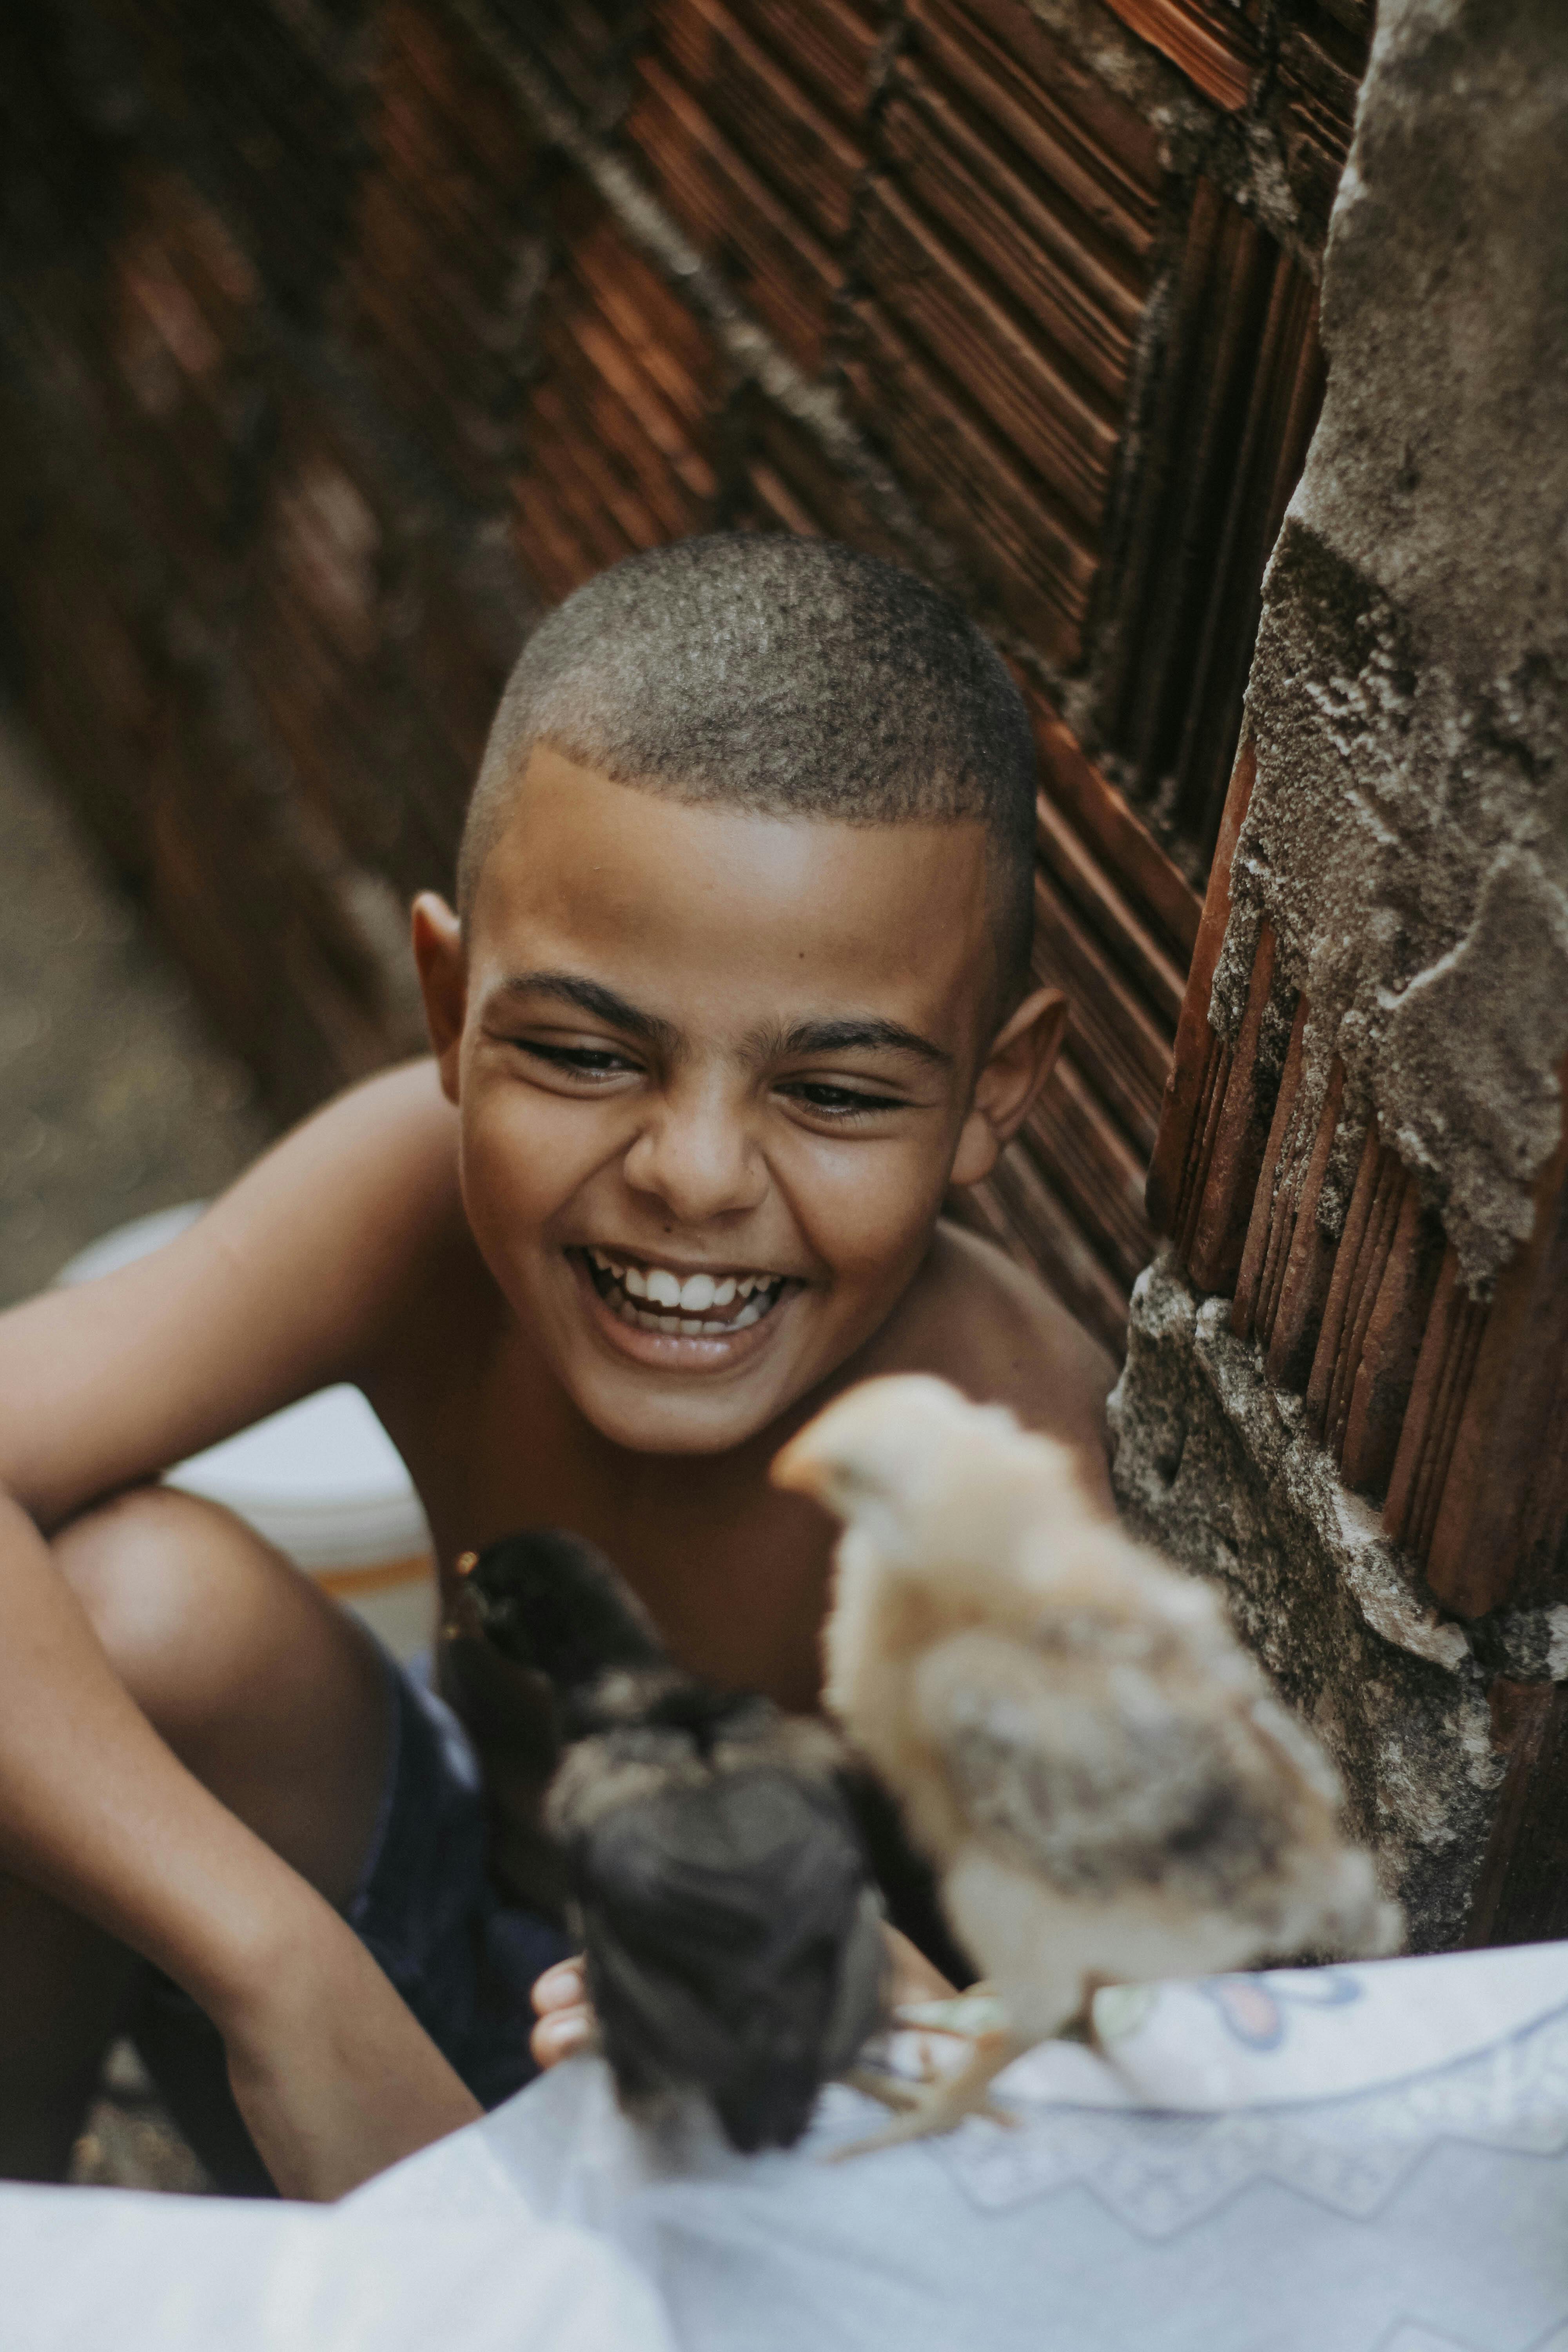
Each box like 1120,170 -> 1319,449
528,1925 -> 956,2074
530,1954 -> 598,2069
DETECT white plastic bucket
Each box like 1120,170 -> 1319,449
56,1205 -> 437,1661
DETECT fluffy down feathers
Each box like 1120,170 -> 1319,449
454,1529 -> 886,2153
775,1377 -> 1400,2058
550,1695 -> 886,2153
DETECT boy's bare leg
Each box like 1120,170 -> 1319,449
0,1485 -> 396,2181
0,1872 -> 136,2178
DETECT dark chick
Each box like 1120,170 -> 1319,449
456,1526 -> 668,1701
458,1529 -> 887,2154
439,1527 -> 668,1914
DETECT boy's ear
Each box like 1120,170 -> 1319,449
411,892 -> 468,1103
949,987 -> 1069,1189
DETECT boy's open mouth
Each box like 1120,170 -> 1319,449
576,1246 -> 793,1339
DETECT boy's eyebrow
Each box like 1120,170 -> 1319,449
753,1016 -> 953,1069
488,976 -> 951,1068
488,970 -> 679,1051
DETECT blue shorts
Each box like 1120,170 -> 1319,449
127,1650 -> 575,2196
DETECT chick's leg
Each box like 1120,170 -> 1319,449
1060,1972 -> 1120,2057
839,2066 -> 921,2114
829,2028 -> 1027,2159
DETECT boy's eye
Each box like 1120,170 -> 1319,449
782,1080 -> 905,1120
515,1038 -> 639,1079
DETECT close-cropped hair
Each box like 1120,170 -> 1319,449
457,533 -> 1038,1013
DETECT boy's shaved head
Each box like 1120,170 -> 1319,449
458,534 -> 1037,1009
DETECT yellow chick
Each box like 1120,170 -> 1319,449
773,1375 -> 1402,2148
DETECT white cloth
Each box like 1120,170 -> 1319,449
7,1942 -> 1568,2350
0,2189 -> 675,2351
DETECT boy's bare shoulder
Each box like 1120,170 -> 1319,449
865,1220 -> 1118,1502
0,1060 -> 477,1521
198,1057 -> 487,1375
210,1054 -> 463,1266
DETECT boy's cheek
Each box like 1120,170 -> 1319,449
456,1104 -> 608,1320
784,1137 -> 953,1287
461,1085 -> 608,1224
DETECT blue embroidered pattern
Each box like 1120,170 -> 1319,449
935,1998 -> 1568,2238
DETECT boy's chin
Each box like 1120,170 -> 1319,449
561,1355 -> 801,1455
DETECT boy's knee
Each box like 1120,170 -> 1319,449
53,1486 -> 303,1736
52,1486 -> 392,1906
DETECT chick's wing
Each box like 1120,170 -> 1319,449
911,1623 -> 1296,1908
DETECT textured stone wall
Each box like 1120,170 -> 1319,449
1112,1254 -> 1497,1948
1212,0 -> 1568,1294
1113,0 -> 1568,1944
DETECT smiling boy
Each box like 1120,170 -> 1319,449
0,537 -> 1114,2198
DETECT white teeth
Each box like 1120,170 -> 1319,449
595,1252 -> 786,1337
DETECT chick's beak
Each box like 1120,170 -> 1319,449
769,1422 -> 833,1503
775,1376 -> 969,1522
773,1378 -> 929,1508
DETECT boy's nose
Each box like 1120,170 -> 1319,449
622,1084 -> 768,1226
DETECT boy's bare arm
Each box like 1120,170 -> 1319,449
0,1060 -> 481,2192
0,1486 -> 479,2193
0,1060 -> 463,1529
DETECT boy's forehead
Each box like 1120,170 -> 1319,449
469,745 -> 998,1037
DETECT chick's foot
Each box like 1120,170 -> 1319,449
828,2028 -> 1025,2159
838,2065 -> 922,2114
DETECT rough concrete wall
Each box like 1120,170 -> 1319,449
1112,1254 -> 1499,1947
1210,0 -> 1568,1292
